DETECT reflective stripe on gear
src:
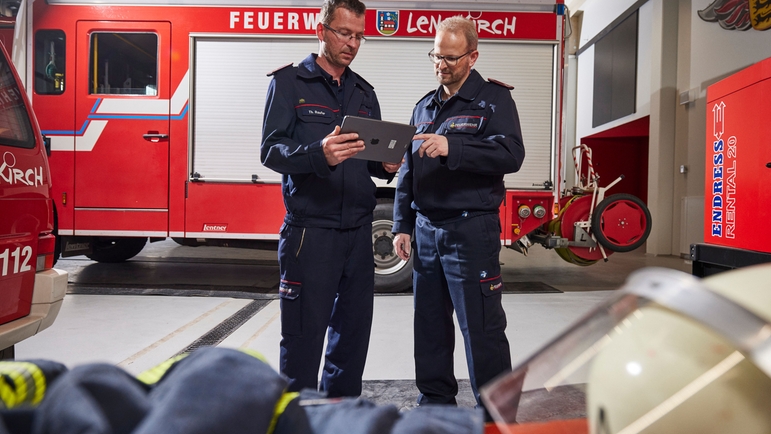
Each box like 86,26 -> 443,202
268,392 -> 300,434
0,362 -> 47,408
136,353 -> 189,385
136,348 -> 271,386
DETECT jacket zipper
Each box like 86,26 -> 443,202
296,228 -> 306,258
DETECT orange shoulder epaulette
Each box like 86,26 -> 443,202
267,63 -> 293,77
487,78 -> 514,90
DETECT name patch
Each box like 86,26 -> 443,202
444,116 -> 483,133
297,104 -> 335,118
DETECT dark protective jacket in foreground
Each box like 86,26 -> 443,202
393,69 -> 525,234
261,54 -> 392,230
0,347 -> 483,434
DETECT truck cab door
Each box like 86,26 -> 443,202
74,21 -> 170,210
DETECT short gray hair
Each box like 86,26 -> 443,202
437,16 -> 478,51
320,0 -> 366,25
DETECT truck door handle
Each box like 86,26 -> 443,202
143,132 -> 169,143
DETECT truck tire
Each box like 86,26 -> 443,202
172,238 -> 202,247
86,237 -> 148,263
373,200 -> 413,293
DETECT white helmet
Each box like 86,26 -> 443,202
481,265 -> 771,434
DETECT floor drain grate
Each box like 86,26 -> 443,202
175,299 -> 270,356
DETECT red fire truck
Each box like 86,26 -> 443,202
0,38 -> 66,359
0,16 -> 13,49
12,0 -> 651,292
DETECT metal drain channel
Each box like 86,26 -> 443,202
174,299 -> 271,356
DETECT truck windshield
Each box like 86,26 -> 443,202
0,52 -> 35,149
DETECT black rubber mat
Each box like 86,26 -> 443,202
502,282 -> 562,293
361,380 -> 585,422
361,379 -> 476,411
516,384 -> 586,423
67,285 -> 279,299
68,282 -> 561,296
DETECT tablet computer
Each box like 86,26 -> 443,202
340,116 -> 416,164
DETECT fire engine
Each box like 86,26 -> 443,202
0,38 -> 66,359
11,0 -> 652,292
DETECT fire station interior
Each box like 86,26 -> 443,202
21,239 -> 691,414
5,0 -> 771,431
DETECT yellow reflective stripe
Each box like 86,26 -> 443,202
8,367 -> 29,408
0,376 -> 15,408
267,392 -> 299,434
0,362 -> 46,408
138,349 -> 268,385
26,362 -> 46,405
136,353 -> 189,385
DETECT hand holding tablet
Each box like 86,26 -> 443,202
339,116 -> 416,164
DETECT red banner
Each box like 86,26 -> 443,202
225,8 -> 558,40
368,10 -> 558,40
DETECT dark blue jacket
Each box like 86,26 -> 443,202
261,54 -> 391,229
0,349 -> 484,434
393,70 -> 525,234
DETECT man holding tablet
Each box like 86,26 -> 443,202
392,16 -> 526,418
261,0 -> 398,398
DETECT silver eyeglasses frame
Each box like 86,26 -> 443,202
323,23 -> 366,44
428,49 -> 475,66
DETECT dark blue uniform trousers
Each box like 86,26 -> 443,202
413,212 -> 512,407
278,224 -> 374,397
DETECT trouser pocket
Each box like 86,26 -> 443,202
278,224 -> 305,337
480,275 -> 506,332
279,279 -> 302,336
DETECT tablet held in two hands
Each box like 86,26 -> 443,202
339,116 -> 416,164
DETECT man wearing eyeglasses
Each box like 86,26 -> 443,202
392,16 -> 525,416
261,0 -> 399,398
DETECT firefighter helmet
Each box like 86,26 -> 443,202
481,265 -> 771,434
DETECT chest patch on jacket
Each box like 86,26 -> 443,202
297,104 -> 335,118
444,116 -> 484,133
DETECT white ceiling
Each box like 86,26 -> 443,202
565,0 -> 588,15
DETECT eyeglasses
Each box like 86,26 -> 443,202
323,23 -> 367,44
428,49 -> 474,66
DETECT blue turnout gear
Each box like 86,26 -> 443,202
0,348 -> 484,434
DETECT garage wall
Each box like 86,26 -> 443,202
570,0 -> 771,256
574,1 -> 652,144
679,1 -> 771,199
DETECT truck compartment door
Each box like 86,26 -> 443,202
74,21 -> 171,210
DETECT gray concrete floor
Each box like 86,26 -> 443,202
17,240 -> 692,410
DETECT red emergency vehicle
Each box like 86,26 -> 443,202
0,38 -> 66,359
0,16 -> 14,49
13,0 -> 651,292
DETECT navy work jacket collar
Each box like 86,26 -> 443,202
297,53 -> 355,87
428,69 -> 485,108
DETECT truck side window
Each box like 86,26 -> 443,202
88,32 -> 158,96
34,30 -> 66,95
0,53 -> 34,149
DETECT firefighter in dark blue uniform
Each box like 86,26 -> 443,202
392,17 -> 525,412
261,0 -> 399,397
